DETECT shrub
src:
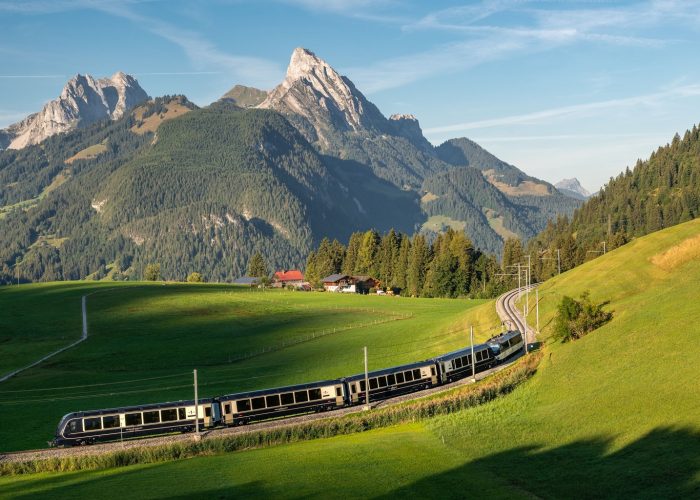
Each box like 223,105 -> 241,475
553,291 -> 613,342
186,272 -> 204,283
143,263 -> 161,281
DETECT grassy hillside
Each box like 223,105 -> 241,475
0,283 -> 496,451
3,219 -> 698,497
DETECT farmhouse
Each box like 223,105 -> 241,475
321,274 -> 380,294
273,269 -> 304,288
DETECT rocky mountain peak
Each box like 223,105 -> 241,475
555,178 -> 591,199
258,47 -> 388,140
1,71 -> 148,150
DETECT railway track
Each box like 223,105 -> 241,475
495,285 -> 537,346
1,287 -> 533,464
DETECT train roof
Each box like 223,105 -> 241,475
433,343 -> 490,361
487,330 -> 522,344
344,359 -> 434,382
217,379 -> 344,401
57,398 -> 214,424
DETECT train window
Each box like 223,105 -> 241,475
236,399 -> 251,412
251,397 -> 265,410
143,411 -> 160,424
205,407 -> 211,417
281,393 -> 294,405
378,376 -> 387,387
161,409 -> 178,422
396,372 -> 405,384
125,413 -> 142,426
454,358 -> 462,368
266,395 -> 281,407
387,374 -> 396,385
84,417 -> 102,431
336,387 -> 342,397
294,391 -> 308,403
68,420 -> 81,433
179,408 -> 186,420
359,380 -> 366,391
431,366 -> 436,376
103,415 -> 119,429
308,389 -> 322,400
466,355 -> 472,365
413,369 -> 421,379
404,371 -> 413,382
369,378 -> 378,390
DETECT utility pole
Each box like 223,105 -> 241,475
523,303 -> 529,354
470,325 -> 476,382
557,249 -> 561,275
517,263 -> 521,300
525,255 -> 531,316
363,346 -> 370,410
193,369 -> 200,440
536,287 -> 540,336
603,241 -> 606,255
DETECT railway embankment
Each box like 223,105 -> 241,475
0,351 -> 541,476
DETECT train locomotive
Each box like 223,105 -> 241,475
52,330 -> 524,446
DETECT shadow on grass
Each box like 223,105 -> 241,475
3,426 -> 697,499
380,426 -> 700,499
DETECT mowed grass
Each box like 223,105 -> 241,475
4,219 -> 699,497
0,283 -> 496,451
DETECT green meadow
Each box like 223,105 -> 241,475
0,283 -> 496,451
3,219 -> 699,498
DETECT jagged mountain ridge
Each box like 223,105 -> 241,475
0,72 -> 148,151
0,48 -> 581,283
555,178 -> 592,200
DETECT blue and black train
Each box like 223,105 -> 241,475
52,331 -> 524,446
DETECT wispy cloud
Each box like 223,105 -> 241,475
0,74 -> 66,79
0,0 -> 283,88
423,83 -> 700,135
278,0 -> 408,23
352,0 -> 693,93
90,2 -> 283,89
135,71 -> 223,76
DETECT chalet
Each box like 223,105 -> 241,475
273,269 -> 304,288
322,274 -> 380,294
322,274 -> 354,292
353,275 -> 380,294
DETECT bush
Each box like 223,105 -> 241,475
186,272 -> 204,283
144,263 -> 161,281
553,291 -> 613,342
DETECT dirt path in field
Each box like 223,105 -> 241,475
0,295 -> 89,383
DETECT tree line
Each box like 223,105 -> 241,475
304,228 -> 506,298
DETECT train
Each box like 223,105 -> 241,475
51,330 -> 524,446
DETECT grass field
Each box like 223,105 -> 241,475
0,283 -> 497,451
3,219 -> 699,497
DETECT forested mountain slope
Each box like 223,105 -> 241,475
527,125 -> 700,280
0,48 -> 582,283
0,98 -> 421,283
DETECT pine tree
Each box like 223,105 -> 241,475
247,252 -> 268,278
356,230 -> 379,276
407,234 -> 428,296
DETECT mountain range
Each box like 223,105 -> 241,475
0,48 -> 580,283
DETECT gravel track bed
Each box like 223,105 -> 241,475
0,355 -> 521,464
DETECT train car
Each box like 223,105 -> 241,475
488,331 -> 524,362
344,360 -> 438,405
52,398 -> 218,447
217,379 -> 345,426
433,343 -> 495,384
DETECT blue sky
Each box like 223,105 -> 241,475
2,0 -> 700,191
